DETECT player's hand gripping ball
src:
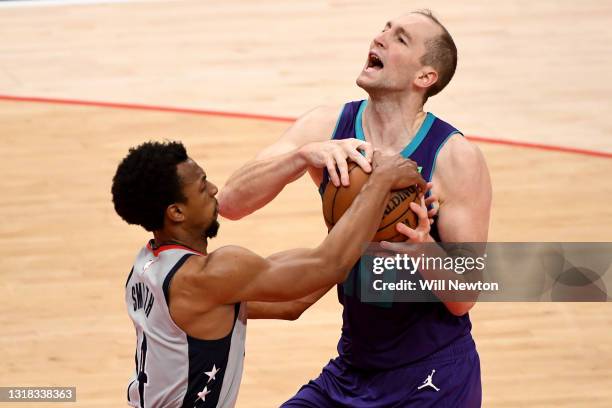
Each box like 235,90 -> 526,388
322,161 -> 421,242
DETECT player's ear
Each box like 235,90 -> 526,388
414,67 -> 438,92
166,203 -> 185,223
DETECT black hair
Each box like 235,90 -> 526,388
414,9 -> 458,101
112,141 -> 188,231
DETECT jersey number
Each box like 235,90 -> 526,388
136,333 -> 148,407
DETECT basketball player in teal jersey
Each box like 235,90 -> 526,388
218,10 -> 492,407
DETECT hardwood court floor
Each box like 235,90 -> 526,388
1,100 -> 611,407
1,0 -> 611,152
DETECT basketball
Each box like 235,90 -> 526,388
322,162 -> 420,242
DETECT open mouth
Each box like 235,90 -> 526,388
366,52 -> 384,71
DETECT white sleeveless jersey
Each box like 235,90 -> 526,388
125,241 -> 246,408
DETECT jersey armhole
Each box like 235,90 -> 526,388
162,253 -> 196,306
330,107 -> 343,140
162,253 -> 240,340
429,131 -> 463,182
125,267 -> 134,288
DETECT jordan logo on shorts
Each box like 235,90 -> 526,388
417,369 -> 440,392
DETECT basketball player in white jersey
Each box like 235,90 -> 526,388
111,140 -> 425,407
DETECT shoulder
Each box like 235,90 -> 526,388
207,245 -> 261,271
256,104 -> 345,162
434,134 -> 490,199
301,104 -> 344,126
169,246 -> 259,309
180,245 -> 258,282
437,134 -> 485,171
284,104 -> 344,143
168,253 -> 208,291
256,105 -> 344,160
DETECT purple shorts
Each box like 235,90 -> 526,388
281,335 -> 481,408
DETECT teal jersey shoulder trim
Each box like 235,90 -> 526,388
429,130 -> 464,182
331,106 -> 343,139
355,100 -> 368,141
400,112 -> 436,158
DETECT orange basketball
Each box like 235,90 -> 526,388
322,162 -> 420,242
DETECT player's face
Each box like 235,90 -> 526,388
356,13 -> 440,95
176,159 -> 220,239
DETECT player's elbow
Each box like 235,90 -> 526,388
449,309 -> 469,317
283,311 -> 300,321
445,301 -> 475,317
283,306 -> 305,321
336,256 -> 361,282
262,307 -> 302,321
218,204 -> 244,221
217,190 -> 249,220
316,253 -> 349,285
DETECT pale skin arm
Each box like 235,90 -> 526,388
218,105 -> 374,220
382,135 -> 492,316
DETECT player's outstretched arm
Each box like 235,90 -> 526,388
246,285 -> 334,320
248,182 -> 440,320
218,105 -> 373,220
208,152 -> 425,306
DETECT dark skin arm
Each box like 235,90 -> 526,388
248,183 -> 439,321
247,285 -> 334,320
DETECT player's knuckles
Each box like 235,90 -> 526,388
410,202 -> 423,212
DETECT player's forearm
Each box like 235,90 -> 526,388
417,241 -> 480,316
319,172 -> 392,275
247,285 -> 331,320
218,150 -> 308,220
247,300 -> 303,320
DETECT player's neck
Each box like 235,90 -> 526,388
153,230 -> 208,255
364,94 -> 426,153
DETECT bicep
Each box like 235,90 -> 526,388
255,138 -> 300,161
207,246 -> 332,305
255,105 -> 341,161
437,197 -> 490,242
433,142 -> 491,316
435,140 -> 492,243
